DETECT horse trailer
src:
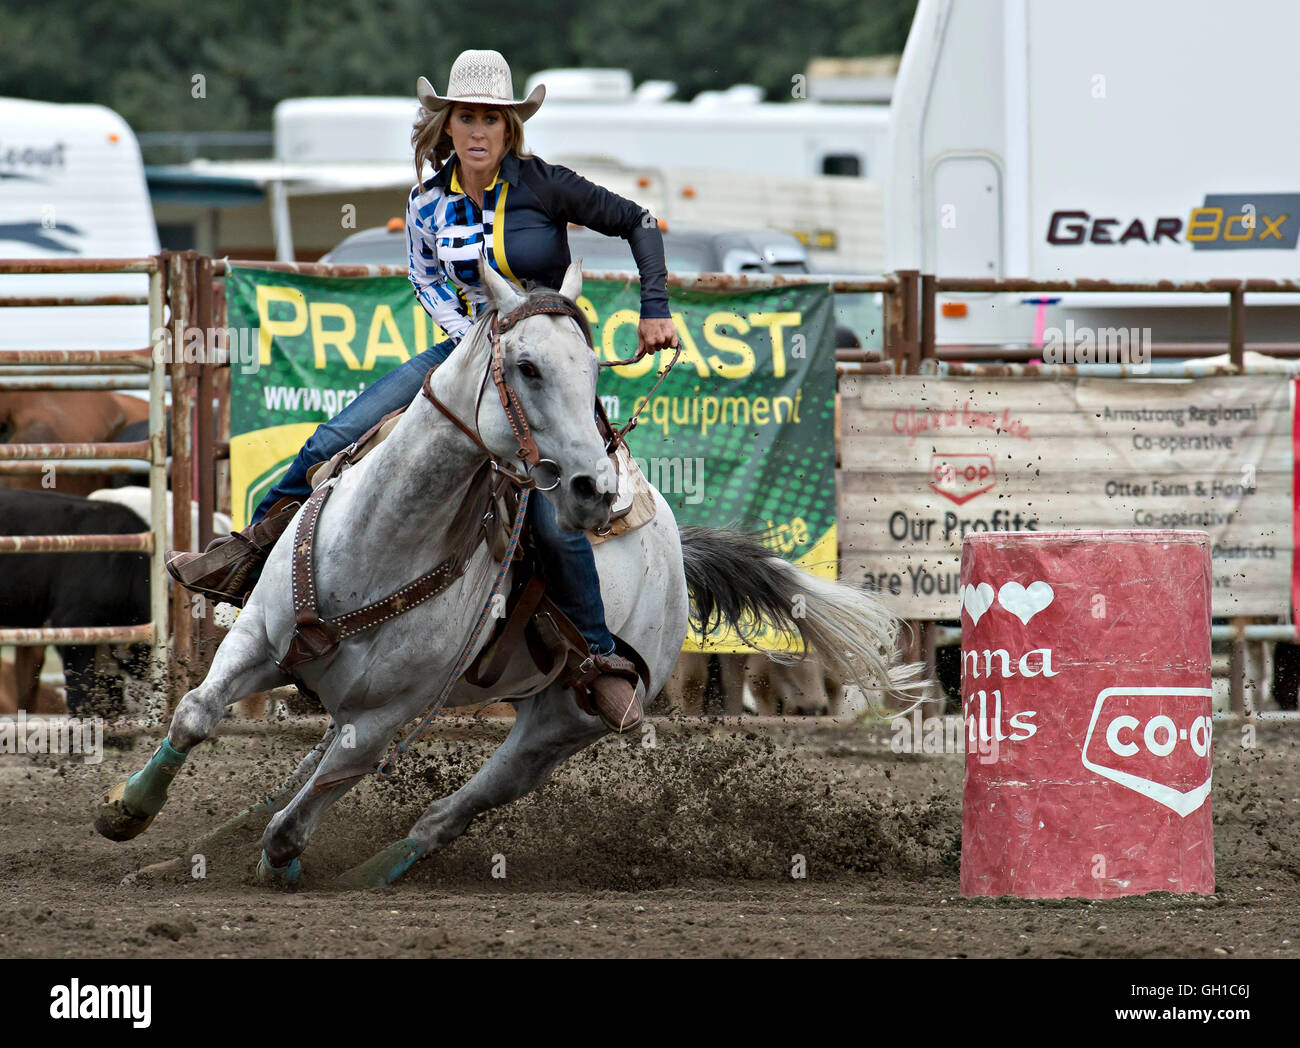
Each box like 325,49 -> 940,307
0,97 -> 159,351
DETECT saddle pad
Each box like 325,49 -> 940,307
588,443 -> 656,545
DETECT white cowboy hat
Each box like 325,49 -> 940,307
417,49 -> 545,121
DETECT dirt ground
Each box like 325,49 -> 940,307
1,715 -> 1297,958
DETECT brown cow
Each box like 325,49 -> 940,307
0,391 -> 150,495
662,651 -> 715,714
728,654 -> 843,716
0,654 -> 65,714
663,651 -> 872,717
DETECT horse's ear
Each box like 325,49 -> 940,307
479,250 -> 525,314
559,258 -> 583,302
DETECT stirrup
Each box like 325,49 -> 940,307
165,539 -> 265,606
569,651 -> 641,729
164,498 -> 300,605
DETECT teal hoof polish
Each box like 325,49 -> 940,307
92,779 -> 155,842
94,740 -> 187,842
336,838 -> 422,889
122,738 -> 189,817
256,850 -> 302,887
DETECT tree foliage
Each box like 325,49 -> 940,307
0,0 -> 916,132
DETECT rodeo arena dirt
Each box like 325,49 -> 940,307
2,0 -> 1300,1022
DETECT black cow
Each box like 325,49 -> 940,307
0,490 -> 151,714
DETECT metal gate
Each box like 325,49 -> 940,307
0,257 -> 168,718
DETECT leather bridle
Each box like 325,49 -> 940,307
421,291 -> 681,490
421,292 -> 592,491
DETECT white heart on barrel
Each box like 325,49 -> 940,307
997,581 -> 1054,625
962,582 -> 995,626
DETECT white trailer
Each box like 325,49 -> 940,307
887,0 -> 1300,348
0,98 -> 159,350
520,68 -> 890,182
241,94 -> 888,270
273,83 -> 891,183
533,157 -> 884,273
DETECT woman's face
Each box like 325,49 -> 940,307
448,103 -> 508,183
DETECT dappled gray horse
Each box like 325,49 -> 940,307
95,260 -> 925,888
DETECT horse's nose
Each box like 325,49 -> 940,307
569,472 -> 616,509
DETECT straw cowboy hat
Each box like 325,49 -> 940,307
417,49 -> 545,121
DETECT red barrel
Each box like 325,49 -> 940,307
959,530 -> 1214,899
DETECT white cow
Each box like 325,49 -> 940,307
88,488 -> 232,547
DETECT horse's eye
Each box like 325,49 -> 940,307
518,360 -> 541,380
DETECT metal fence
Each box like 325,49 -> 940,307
0,258 -> 169,716
897,271 -> 1300,368
4,254 -> 1297,716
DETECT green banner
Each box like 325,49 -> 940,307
226,265 -> 837,651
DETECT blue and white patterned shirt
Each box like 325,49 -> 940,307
406,150 -> 670,345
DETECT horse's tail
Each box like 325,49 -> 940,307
678,526 -> 930,715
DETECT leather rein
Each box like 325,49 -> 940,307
421,292 -> 592,492
421,292 -> 681,477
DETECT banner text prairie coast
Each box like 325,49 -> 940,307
252,285 -> 809,385
226,268 -> 839,649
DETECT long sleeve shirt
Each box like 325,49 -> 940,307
406,150 -> 670,344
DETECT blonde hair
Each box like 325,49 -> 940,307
412,102 -> 530,191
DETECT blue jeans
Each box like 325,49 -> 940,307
253,345 -> 615,656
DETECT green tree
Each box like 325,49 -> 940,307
0,0 -> 917,134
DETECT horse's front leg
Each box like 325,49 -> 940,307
336,684 -> 608,888
121,721 -> 339,886
94,607 -> 289,842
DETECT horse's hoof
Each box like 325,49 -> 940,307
93,780 -> 156,842
255,850 -> 302,887
336,837 -> 422,889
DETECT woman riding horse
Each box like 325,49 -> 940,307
167,49 -> 679,733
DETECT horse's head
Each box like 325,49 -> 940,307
473,260 -> 617,531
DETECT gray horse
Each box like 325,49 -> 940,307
95,260 -> 925,888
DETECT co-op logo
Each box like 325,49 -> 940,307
1081,687 -> 1214,817
929,452 -> 995,505
1046,194 -> 1300,251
